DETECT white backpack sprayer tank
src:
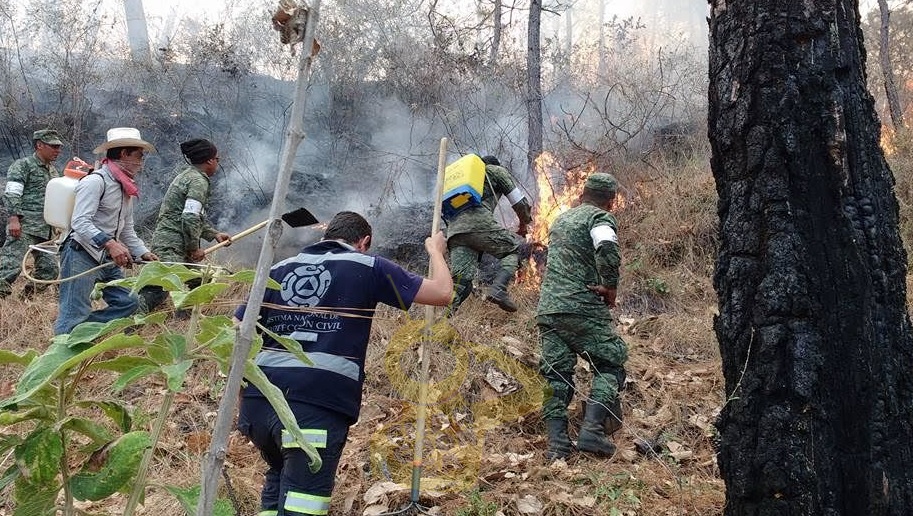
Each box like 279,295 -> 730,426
44,157 -> 91,238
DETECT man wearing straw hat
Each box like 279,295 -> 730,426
0,129 -> 64,299
54,127 -> 159,335
137,138 -> 231,314
235,211 -> 452,516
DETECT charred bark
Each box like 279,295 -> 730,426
709,1 -> 913,514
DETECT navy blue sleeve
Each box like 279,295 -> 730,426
373,257 -> 424,310
234,304 -> 246,320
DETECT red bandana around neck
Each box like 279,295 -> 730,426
102,158 -> 140,198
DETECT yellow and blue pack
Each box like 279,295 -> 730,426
442,154 -> 486,220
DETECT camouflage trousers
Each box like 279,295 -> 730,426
0,231 -> 58,296
537,313 -> 628,421
447,229 -> 520,306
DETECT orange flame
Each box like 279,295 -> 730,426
520,152 -> 592,285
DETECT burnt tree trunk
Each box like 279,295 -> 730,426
709,1 -> 913,514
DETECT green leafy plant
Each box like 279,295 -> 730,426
0,262 -> 320,515
455,489 -> 499,516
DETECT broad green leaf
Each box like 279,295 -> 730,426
67,318 -> 135,346
257,324 -> 313,366
161,360 -> 194,392
10,333 -> 144,406
162,333 -> 188,361
196,315 -> 241,366
112,365 -> 159,393
88,355 -> 158,373
217,269 -> 281,290
59,416 -> 114,446
13,479 -> 58,516
172,282 -> 230,309
132,310 -> 169,326
147,339 -> 174,364
0,349 -> 38,366
0,463 -> 19,491
0,406 -> 51,426
0,434 -> 24,456
69,431 -> 152,501
16,428 -> 63,485
164,484 -> 236,516
113,261 -> 202,292
75,400 -> 133,433
244,363 -> 322,472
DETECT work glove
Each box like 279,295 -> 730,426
517,222 -> 528,237
587,284 -> 617,308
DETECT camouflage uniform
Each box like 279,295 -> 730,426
138,165 -> 219,312
0,154 -> 60,297
536,202 -> 627,421
150,165 -> 219,262
445,162 -> 532,310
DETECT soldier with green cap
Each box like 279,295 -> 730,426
0,129 -> 64,299
536,172 -> 627,461
138,138 -> 231,313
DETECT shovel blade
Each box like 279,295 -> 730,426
281,207 -> 319,228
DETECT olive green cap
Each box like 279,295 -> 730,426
584,172 -> 618,193
33,129 -> 63,146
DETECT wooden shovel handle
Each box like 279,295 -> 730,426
203,219 -> 269,255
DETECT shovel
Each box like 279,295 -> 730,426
203,207 -> 319,255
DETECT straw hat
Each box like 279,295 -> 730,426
93,127 -> 157,154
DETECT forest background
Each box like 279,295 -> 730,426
0,0 -> 912,514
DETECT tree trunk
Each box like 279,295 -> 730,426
195,2 -> 322,514
709,1 -> 913,514
878,0 -> 904,131
526,0 -> 542,178
491,0 -> 501,65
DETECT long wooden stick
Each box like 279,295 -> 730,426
409,137 -> 448,503
203,220 -> 268,254
196,2 -> 323,514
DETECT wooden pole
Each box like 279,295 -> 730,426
409,137 -> 448,503
195,2 -> 322,513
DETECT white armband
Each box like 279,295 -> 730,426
506,187 -> 525,205
182,199 -> 204,215
4,181 -> 24,196
590,224 -> 618,248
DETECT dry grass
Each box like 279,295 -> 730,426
25,137 -> 913,514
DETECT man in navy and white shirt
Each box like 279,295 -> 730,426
236,211 -> 453,516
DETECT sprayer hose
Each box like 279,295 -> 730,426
20,240 -> 113,285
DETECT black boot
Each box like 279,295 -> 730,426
486,270 -> 518,312
577,402 -> 617,456
604,397 -> 623,436
445,278 -> 474,317
545,419 -> 575,461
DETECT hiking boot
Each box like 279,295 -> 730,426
485,270 -> 518,312
446,278 -> 474,317
604,397 -> 623,436
577,402 -> 617,456
545,419 -> 575,461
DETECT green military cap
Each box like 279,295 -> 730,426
33,129 -> 64,146
584,172 -> 618,193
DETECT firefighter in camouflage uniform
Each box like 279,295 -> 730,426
138,139 -> 230,313
0,129 -> 63,299
537,172 -> 627,460
445,155 -> 532,313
